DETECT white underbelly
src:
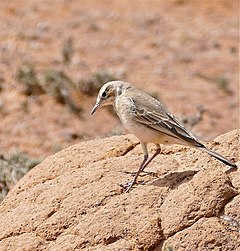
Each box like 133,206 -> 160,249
120,116 -> 178,144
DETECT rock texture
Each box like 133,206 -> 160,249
0,130 -> 239,251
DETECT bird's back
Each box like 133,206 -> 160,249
122,85 -> 204,148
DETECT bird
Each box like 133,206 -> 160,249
91,81 -> 237,192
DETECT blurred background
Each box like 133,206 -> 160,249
0,0 -> 238,199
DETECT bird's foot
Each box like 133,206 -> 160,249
123,171 -> 138,176
118,180 -> 135,192
123,170 -> 158,177
125,180 -> 137,193
119,180 -> 145,193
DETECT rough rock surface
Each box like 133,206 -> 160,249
0,130 -> 239,251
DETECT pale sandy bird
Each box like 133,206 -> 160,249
91,81 -> 237,192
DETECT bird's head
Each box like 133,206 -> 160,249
91,81 -> 130,115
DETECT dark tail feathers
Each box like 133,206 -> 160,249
200,147 -> 237,168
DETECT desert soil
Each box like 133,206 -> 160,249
0,0 -> 238,158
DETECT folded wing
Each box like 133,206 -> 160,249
131,97 -> 204,147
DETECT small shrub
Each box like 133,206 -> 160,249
78,69 -> 126,96
0,152 -> 41,201
194,73 -> 233,95
62,37 -> 74,65
180,105 -> 206,129
16,64 -> 45,96
42,69 -> 82,115
214,76 -> 233,95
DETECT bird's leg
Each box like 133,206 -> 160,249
125,154 -> 148,193
140,144 -> 161,172
125,143 -> 161,192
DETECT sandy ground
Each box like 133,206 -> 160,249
0,0 -> 238,158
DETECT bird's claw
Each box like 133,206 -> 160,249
125,181 -> 135,193
124,170 -> 156,176
118,181 -> 135,192
119,180 -> 145,193
123,171 -> 138,177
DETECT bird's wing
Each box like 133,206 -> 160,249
130,97 -> 204,147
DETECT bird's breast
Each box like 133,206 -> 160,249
114,99 -> 160,143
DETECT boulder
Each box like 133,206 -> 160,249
0,130 -> 239,251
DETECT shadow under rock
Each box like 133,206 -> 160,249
150,170 -> 199,190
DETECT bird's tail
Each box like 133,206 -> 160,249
199,147 -> 237,168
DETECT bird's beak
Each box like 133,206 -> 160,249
91,102 -> 100,115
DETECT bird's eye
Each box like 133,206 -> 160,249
102,91 -> 107,98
